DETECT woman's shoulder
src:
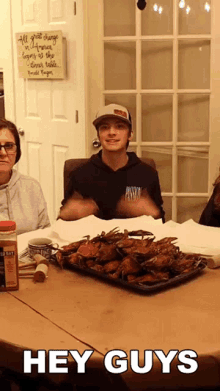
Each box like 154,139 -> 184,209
11,170 -> 42,191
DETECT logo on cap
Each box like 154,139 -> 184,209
114,109 -> 127,119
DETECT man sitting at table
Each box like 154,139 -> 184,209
59,103 -> 165,222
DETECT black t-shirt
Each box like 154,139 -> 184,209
63,151 -> 165,222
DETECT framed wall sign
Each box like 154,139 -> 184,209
16,30 -> 65,79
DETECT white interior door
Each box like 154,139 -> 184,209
10,0 -> 86,223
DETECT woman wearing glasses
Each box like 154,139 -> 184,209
0,118 -> 50,234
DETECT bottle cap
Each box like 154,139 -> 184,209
0,221 -> 16,231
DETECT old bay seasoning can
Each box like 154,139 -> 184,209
0,221 -> 19,291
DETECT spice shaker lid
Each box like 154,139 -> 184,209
0,221 -> 16,231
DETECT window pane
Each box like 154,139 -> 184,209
142,146 -> 172,192
178,0 -> 211,35
141,0 -> 173,35
104,94 -> 136,141
104,42 -> 136,90
163,196 -> 172,221
142,41 -> 173,89
142,94 -> 172,141
177,197 -> 208,224
178,40 -> 210,89
104,0 -> 135,36
178,94 -> 209,142
177,147 -> 209,193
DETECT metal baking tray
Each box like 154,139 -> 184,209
64,261 -> 207,294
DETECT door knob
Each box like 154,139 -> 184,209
18,128 -> 25,136
92,138 -> 101,148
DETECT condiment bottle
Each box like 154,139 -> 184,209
0,221 -> 19,291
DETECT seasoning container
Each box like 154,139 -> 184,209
0,221 -> 19,291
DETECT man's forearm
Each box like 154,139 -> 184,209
58,198 -> 99,221
58,205 -> 80,220
116,196 -> 161,219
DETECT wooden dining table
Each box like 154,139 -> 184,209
0,270 -> 129,391
1,252 -> 220,391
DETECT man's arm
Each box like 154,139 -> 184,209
59,167 -> 99,221
58,192 -> 99,221
58,196 -> 99,221
116,168 -> 164,221
116,191 -> 161,219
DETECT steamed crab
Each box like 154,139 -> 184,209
55,228 -> 206,286
56,228 -> 153,268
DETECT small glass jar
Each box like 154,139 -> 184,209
0,221 -> 19,291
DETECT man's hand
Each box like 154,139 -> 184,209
58,193 -> 99,221
116,191 -> 161,219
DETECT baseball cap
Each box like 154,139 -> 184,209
93,104 -> 132,128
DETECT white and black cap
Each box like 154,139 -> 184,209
93,104 -> 132,128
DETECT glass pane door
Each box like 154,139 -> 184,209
102,0 -> 211,223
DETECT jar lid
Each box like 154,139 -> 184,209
0,221 -> 16,231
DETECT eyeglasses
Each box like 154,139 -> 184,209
0,143 -> 17,154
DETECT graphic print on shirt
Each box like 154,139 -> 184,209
125,186 -> 142,201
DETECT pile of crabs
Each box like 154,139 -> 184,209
56,228 -> 207,285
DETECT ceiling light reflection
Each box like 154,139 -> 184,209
158,6 -> 163,14
186,5 -> 191,14
153,3 -> 158,12
204,2 -> 211,12
179,0 -> 185,8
